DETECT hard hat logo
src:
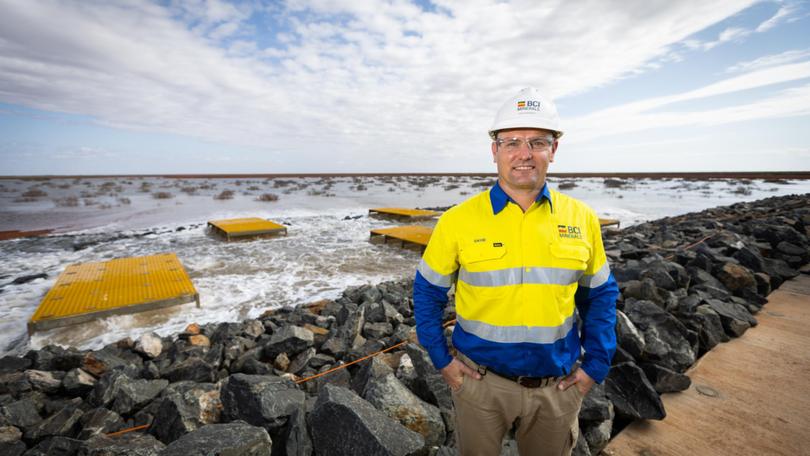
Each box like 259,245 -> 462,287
516,100 -> 541,111
489,87 -> 563,140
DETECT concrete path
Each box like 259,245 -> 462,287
603,272 -> 810,456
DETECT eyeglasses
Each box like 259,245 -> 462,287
495,136 -> 554,153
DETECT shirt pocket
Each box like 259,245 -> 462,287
549,243 -> 589,271
459,243 -> 507,268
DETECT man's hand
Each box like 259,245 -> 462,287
440,357 -> 482,391
557,367 -> 595,396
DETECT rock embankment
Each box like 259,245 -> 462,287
1,193 -> 809,456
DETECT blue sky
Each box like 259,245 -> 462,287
1,0 -> 809,175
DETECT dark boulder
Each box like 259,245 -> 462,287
622,299 -> 696,372
604,362 -> 666,420
151,382 -> 221,444
308,384 -> 424,456
162,358 -> 216,383
20,435 -> 81,456
89,371 -> 168,415
578,383 -> 614,423
61,369 -> 96,397
263,326 -> 314,361
705,299 -> 757,338
1,397 -> 43,431
159,421 -> 272,456
640,363 -> 692,393
716,263 -> 757,295
23,398 -> 84,442
77,408 -> 124,439
219,374 -> 305,433
0,357 -> 31,374
78,432 -> 165,456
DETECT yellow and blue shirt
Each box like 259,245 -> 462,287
413,182 -> 619,383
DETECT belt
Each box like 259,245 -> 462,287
481,366 -> 561,389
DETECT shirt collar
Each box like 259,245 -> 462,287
489,181 -> 553,215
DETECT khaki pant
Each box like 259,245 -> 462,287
453,353 -> 583,456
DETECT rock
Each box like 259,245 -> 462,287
582,419 -> 612,454
11,273 -> 47,285
572,431 -> 591,456
0,372 -> 31,396
682,305 -> 729,356
274,353 -> 290,372
753,272 -> 772,296
622,299 -> 696,372
363,321 -> 394,339
287,348 -> 316,376
23,435 -> 82,456
404,343 -> 454,444
77,408 -> 124,439
82,347 -> 141,378
62,368 -> 96,396
640,262 -> 678,291
263,326 -> 314,360
351,356 -> 394,395
604,362 -> 666,421
0,441 -> 26,456
187,335 -> 210,348
640,363 -> 692,393
134,333 -> 164,359
0,397 -> 42,430
78,432 -> 165,456
89,371 -> 168,415
243,320 -> 265,339
184,323 -> 201,335
732,246 -> 765,272
308,384 -> 424,456
578,383 -> 614,423
615,310 -> 645,360
151,381 -> 220,444
159,421 -> 272,456
220,374 -> 305,433
395,354 -> 418,391
621,279 -> 665,307
0,425 -> 22,443
25,370 -> 62,394
281,407 -> 312,456
716,263 -> 757,294
24,398 -> 84,442
705,299 -> 757,338
162,358 -> 216,383
358,358 -> 445,447
0,357 -> 31,374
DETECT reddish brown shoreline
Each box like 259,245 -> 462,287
2,172 -> 810,180
0,229 -> 53,241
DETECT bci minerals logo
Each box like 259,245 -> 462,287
558,224 -> 583,239
517,100 -> 541,111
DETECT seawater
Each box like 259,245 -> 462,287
1,175 -> 808,356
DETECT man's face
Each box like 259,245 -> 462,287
491,128 -> 557,193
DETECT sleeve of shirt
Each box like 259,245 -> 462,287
413,214 -> 459,370
575,211 -> 619,383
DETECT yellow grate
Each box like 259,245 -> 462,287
28,253 -> 199,333
370,225 -> 433,252
599,218 -> 621,228
207,217 -> 287,240
369,208 -> 441,219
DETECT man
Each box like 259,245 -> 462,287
413,87 -> 619,456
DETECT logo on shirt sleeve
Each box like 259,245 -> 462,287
558,225 -> 582,239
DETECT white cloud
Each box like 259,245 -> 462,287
569,63 -> 810,143
0,0 -> 784,172
756,3 -> 799,32
726,48 -> 810,73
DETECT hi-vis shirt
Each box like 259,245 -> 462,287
413,182 -> 619,383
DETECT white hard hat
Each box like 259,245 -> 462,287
488,87 -> 563,140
